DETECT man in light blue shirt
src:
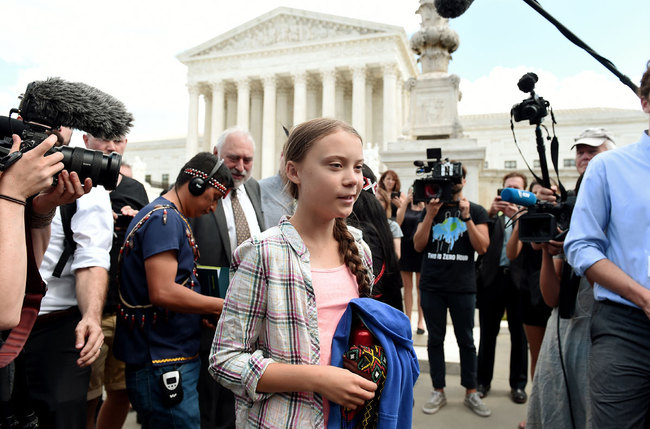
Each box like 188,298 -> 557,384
564,61 -> 650,428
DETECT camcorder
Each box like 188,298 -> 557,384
0,116 -> 121,191
508,72 -> 574,242
412,148 -> 463,204
500,188 -> 575,242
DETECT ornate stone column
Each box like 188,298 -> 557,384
321,69 -> 336,118
236,78 -> 250,130
293,72 -> 307,126
382,64 -> 398,149
203,91 -> 212,151
186,84 -> 200,160
262,75 -> 277,178
410,0 -> 459,74
351,66 -> 366,140
210,81 -> 225,149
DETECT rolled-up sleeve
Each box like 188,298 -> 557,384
70,187 -> 113,272
564,158 -> 611,276
209,240 -> 274,403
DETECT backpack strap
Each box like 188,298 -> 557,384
52,202 -> 78,278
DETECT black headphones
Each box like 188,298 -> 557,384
188,158 -> 225,196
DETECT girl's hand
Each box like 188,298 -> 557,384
315,366 -> 376,410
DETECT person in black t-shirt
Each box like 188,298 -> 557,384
413,164 -> 491,418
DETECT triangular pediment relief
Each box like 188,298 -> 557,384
180,8 -> 401,61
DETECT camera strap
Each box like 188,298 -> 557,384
0,203 -> 47,368
52,202 -> 78,278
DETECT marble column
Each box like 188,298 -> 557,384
210,81 -> 225,149
382,64 -> 398,149
321,69 -> 336,118
203,91 -> 212,151
352,66 -> 366,140
186,84 -> 200,160
293,72 -> 307,126
226,92 -> 237,128
365,78 -> 374,144
236,78 -> 250,130
262,75 -> 277,178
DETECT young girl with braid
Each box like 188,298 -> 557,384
209,118 -> 377,428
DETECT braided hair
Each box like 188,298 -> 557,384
283,118 -> 370,297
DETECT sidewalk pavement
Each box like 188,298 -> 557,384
411,317 -> 528,429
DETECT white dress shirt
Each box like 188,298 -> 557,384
221,184 -> 262,254
39,186 -> 113,314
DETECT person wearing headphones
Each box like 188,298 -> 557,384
113,152 -> 234,428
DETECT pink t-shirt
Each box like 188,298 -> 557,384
311,264 -> 359,422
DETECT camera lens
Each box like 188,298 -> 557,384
56,146 -> 121,190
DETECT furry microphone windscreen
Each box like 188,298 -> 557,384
434,0 -> 475,18
19,77 -> 134,139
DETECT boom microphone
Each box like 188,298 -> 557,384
500,188 -> 537,207
18,77 -> 134,139
434,0 -> 475,18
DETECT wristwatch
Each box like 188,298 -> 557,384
460,215 -> 472,222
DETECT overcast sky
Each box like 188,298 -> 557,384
1,0 -> 648,142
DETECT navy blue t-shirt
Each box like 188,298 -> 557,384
419,202 -> 489,294
114,196 -> 201,366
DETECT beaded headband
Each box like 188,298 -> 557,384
362,176 -> 377,195
183,167 -> 229,196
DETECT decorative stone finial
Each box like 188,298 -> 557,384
410,0 -> 459,73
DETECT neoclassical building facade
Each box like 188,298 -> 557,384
176,7 -> 417,179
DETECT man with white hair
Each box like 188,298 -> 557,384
572,128 -> 616,175
189,127 -> 265,429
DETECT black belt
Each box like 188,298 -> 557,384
34,306 -> 80,329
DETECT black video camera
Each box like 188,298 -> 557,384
511,73 -> 549,125
518,198 -> 575,243
0,113 -> 121,191
413,148 -> 463,204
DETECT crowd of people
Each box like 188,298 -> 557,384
0,60 -> 648,429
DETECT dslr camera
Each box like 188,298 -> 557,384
511,72 -> 549,125
0,106 -> 121,191
412,148 -> 463,204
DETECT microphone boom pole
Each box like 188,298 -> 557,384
522,0 -> 639,96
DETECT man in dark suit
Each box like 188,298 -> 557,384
189,127 -> 265,429
476,172 -> 528,404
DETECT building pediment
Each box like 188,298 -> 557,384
178,7 -> 403,62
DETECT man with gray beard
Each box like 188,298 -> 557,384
189,127 -> 265,429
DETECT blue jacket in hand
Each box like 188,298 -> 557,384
329,298 -> 420,428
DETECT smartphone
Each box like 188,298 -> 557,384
497,188 -> 503,196
115,214 -> 133,228
391,191 -> 400,199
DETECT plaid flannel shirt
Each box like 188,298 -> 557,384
209,217 -> 373,428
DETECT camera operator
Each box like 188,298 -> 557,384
563,61 -> 650,428
525,127 -> 615,429
0,133 -> 90,330
13,127 -> 113,429
476,172 -> 528,405
413,164 -> 491,418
